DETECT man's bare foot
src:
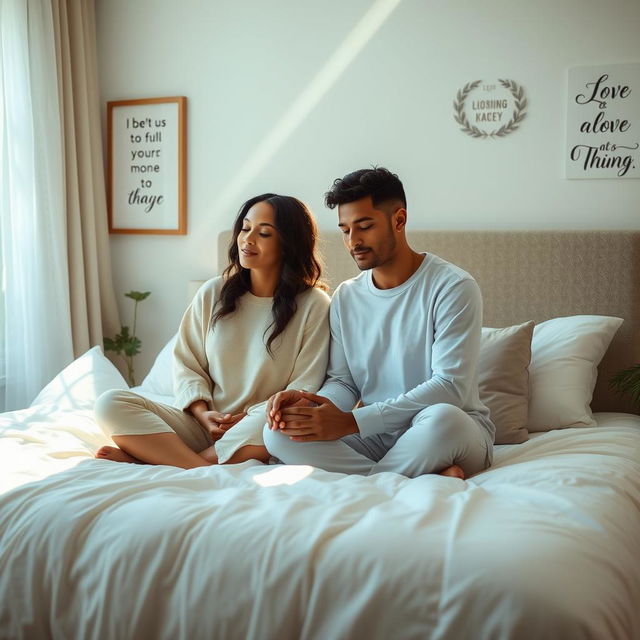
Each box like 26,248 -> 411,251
438,464 -> 465,480
95,446 -> 141,464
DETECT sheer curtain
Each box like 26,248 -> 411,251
0,0 -> 119,411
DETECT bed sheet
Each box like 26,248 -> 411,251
1,406 -> 639,639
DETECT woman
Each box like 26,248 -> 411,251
94,194 -> 330,468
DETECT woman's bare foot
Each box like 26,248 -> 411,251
95,445 -> 142,464
438,464 -> 465,480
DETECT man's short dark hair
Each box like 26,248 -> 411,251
324,167 -> 406,210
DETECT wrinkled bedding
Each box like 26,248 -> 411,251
1,405 -> 639,640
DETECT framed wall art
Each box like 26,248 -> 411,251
107,96 -> 187,234
566,64 -> 639,179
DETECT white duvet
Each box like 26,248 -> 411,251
1,404 -> 639,640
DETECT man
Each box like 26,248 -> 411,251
263,167 -> 494,479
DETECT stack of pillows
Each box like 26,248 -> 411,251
31,315 -> 624,445
478,315 -> 623,443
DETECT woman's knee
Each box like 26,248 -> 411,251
94,389 -> 141,431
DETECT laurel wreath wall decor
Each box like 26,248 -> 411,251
453,79 -> 527,138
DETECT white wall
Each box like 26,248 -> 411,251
96,0 -> 640,378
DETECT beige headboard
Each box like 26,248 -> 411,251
218,230 -> 640,414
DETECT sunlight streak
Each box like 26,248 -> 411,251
211,0 -> 403,217
252,464 -> 314,487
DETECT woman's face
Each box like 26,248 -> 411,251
237,201 -> 282,272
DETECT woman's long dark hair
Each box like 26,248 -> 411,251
212,194 -> 326,355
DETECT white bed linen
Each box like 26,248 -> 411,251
1,406 -> 639,640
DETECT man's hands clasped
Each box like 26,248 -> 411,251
267,390 -> 358,442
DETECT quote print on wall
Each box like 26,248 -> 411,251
566,64 -> 639,179
108,96 -> 187,234
453,79 -> 527,138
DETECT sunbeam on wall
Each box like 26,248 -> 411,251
210,0 -> 403,219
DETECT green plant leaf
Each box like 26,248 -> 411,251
610,364 -> 640,407
103,289 -> 151,385
103,337 -> 119,353
123,336 -> 142,357
125,290 -> 151,301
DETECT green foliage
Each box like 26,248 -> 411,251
610,364 -> 640,409
125,291 -> 151,302
103,290 -> 151,386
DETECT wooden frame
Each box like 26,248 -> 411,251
107,96 -> 187,234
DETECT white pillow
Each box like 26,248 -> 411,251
527,315 -> 623,432
137,333 -> 177,397
30,346 -> 129,411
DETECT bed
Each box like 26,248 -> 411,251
1,230 -> 639,640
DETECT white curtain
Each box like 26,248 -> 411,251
0,0 -> 75,410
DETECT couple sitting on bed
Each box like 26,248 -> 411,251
95,167 -> 495,480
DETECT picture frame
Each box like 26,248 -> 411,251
107,96 -> 187,234
565,64 -> 639,180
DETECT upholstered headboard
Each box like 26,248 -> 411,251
218,230 -> 640,414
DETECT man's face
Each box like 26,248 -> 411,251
337,196 -> 400,271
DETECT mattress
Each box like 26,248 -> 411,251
1,406 -> 639,639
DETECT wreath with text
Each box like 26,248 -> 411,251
453,79 -> 527,138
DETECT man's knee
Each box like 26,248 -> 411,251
412,403 -> 470,442
262,425 -> 293,462
410,403 -> 488,475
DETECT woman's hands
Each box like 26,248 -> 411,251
189,400 -> 246,441
267,390 -> 315,429
200,411 -> 247,440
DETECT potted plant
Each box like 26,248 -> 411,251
104,290 -> 151,386
610,364 -> 640,411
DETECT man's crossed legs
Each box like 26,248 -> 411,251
263,403 -> 492,479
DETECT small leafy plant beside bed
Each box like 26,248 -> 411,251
104,290 -> 151,386
610,364 -> 640,411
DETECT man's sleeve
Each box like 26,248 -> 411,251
317,294 -> 360,412
352,278 -> 483,438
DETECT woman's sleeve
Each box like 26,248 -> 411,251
173,283 -> 215,411
284,291 -> 331,393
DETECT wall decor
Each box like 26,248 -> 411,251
108,96 -> 187,234
566,63 -> 639,179
453,79 -> 527,138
